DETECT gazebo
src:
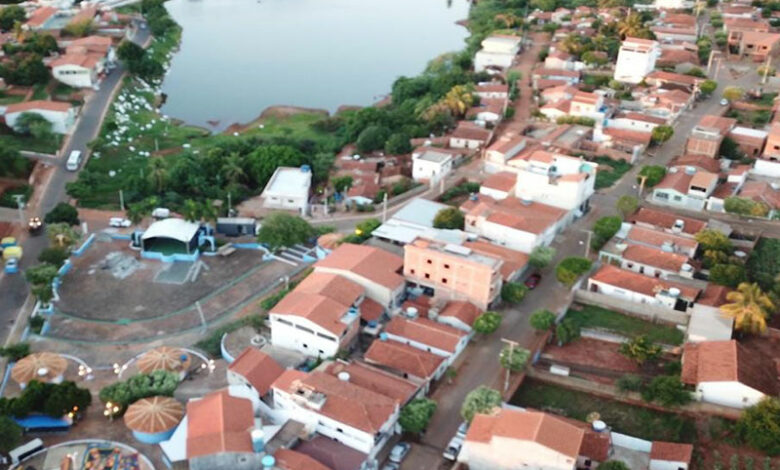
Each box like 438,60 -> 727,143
141,218 -> 202,256
124,396 -> 184,444
11,352 -> 68,388
136,346 -> 191,379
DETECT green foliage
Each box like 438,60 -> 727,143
651,125 -> 674,144
356,125 -> 390,153
737,398 -> 780,456
500,345 -> 530,372
566,304 -> 684,345
439,181 -> 480,202
719,136 -> 743,159
593,156 -> 632,189
615,195 -> 638,218
461,386 -> 502,423
591,216 -> 622,250
473,311 -> 502,335
260,286 -> 293,311
696,228 -> 733,253
194,315 -> 264,358
616,374 -> 644,393
385,132 -> 412,155
556,319 -> 580,345
0,415 -> 22,453
597,462 -> 630,470
529,309 -> 556,331
433,207 -> 465,229
0,380 -> 91,418
641,375 -> 692,407
0,342 -> 30,361
62,19 -> 94,37
331,175 -> 353,193
501,282 -> 527,304
0,5 -> 24,31
722,86 -> 745,102
0,141 -> 33,178
13,113 -> 53,141
28,315 -> 45,335
747,238 -> 780,295
0,53 -> 49,85
98,370 -> 178,415
556,116 -> 596,126
399,398 -> 437,434
45,202 -> 80,226
700,79 -> 718,95
529,245 -> 556,269
709,263 -> 747,288
619,335 -> 662,365
724,197 -> 770,218
638,165 -> 666,187
257,212 -> 315,250
0,184 -> 32,208
555,257 -> 592,286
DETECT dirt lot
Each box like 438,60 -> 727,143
541,337 -> 641,378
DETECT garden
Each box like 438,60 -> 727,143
565,304 -> 684,346
591,156 -> 632,190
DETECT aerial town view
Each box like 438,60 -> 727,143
2,0 -> 780,468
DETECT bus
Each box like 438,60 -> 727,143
65,150 -> 82,171
9,438 -> 44,465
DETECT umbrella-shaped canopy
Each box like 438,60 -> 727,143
136,346 -> 190,374
124,396 -> 184,434
11,352 -> 68,385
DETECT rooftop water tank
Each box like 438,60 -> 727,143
338,372 -> 350,382
251,429 -> 265,453
592,420 -> 607,432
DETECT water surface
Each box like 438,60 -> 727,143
161,0 -> 470,129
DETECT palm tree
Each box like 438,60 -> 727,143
181,199 -> 201,222
441,84 -> 476,118
720,282 -> 776,334
221,152 -> 246,186
617,13 -> 644,39
147,158 -> 168,193
200,200 -> 219,224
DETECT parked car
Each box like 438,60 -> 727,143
524,273 -> 542,289
720,98 -> 729,106
443,436 -> 463,461
456,421 -> 469,439
27,217 -> 43,235
389,443 -> 410,464
109,217 -> 132,228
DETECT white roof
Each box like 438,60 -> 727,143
262,166 -> 312,198
686,304 -> 734,342
730,126 -> 768,139
392,199 -> 448,227
141,218 -> 200,243
414,150 -> 454,164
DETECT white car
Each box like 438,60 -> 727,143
443,436 -> 464,461
720,98 -> 729,106
389,443 -> 410,464
109,217 -> 132,228
456,421 -> 469,439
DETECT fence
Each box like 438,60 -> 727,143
611,433 -> 652,452
574,289 -> 689,326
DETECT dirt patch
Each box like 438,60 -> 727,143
542,337 -> 641,377
222,105 -> 330,135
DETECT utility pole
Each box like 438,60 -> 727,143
12,195 -> 25,227
763,55 -> 773,85
501,338 -> 520,392
638,175 -> 648,197
323,188 -> 329,216
581,229 -> 593,258
706,49 -> 716,76
382,191 -> 388,222
119,190 -> 125,212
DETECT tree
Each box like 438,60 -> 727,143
0,5 -> 24,32
38,247 -> 69,268
709,263 -> 747,288
641,375 -> 692,407
399,398 -> 437,434
638,165 -> 666,187
597,461 -> 631,470
13,112 -> 53,140
331,175 -> 354,193
615,195 -> 638,219
257,212 -> 315,250
147,158 -> 168,193
221,152 -> 246,186
651,125 -> 674,144
356,125 -> 390,153
0,415 -> 22,453
556,257 -> 593,287
591,216 -> 622,250
529,309 -> 556,331
26,263 -> 58,305
696,228 -> 733,253
117,40 -> 146,63
0,141 -> 32,178
700,79 -> 718,96
500,345 -> 530,372
615,374 -> 644,393
720,282 -> 775,334
47,223 -> 80,249
99,370 -> 178,415
556,319 -> 580,345
385,133 -> 412,155
724,197 -> 770,218
473,311 -> 502,335
181,199 -> 201,222
722,86 -> 745,102
617,13 -> 649,39
439,84 -> 477,117
719,135 -> 742,159
0,342 -> 30,361
44,202 -> 80,226
619,336 -> 662,365
501,282 -> 527,303
460,386 -> 502,423
529,245 -> 556,269
354,218 -> 381,239
433,207 -> 465,230
2,53 -> 49,86
736,397 -> 780,456
62,19 -> 94,37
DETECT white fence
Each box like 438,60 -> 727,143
574,289 -> 689,326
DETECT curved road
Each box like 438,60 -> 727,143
0,26 -> 151,343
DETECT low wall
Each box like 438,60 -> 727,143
141,249 -> 200,263
574,289 -> 689,326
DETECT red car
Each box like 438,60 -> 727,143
524,273 -> 542,289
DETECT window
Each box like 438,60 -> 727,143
427,259 -> 432,264
410,269 -> 415,274
444,264 -> 450,269
442,278 -> 448,284
656,192 -> 669,200
673,195 -> 682,201
337,427 -> 343,433
276,318 -> 293,326
425,273 -> 430,279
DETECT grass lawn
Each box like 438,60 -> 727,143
592,156 -> 632,189
32,84 -> 49,100
0,93 -> 24,105
0,124 -> 60,154
239,112 -> 342,150
511,379 -> 697,443
566,304 -> 684,345
53,83 -> 78,97
725,108 -> 772,127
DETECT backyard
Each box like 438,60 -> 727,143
566,304 -> 685,345
511,378 -> 696,443
591,156 -> 632,190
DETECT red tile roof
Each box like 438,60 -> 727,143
622,244 -> 690,272
697,115 -> 738,135
627,226 -> 699,252
464,240 -> 529,280
359,297 -> 384,322
681,340 -> 779,395
315,243 -> 404,290
466,409 -> 584,459
630,208 -> 706,235
364,338 -> 444,379
650,441 -> 694,463
384,316 -> 466,354
461,194 -> 567,235
322,361 -> 418,405
228,347 -> 284,395
451,121 -> 492,142
5,100 -> 71,114
295,272 -> 364,308
275,449 -> 333,470
590,264 -> 701,299
186,390 -> 254,458
438,301 -> 482,328
25,6 -> 57,28
272,292 -> 351,336
481,171 -> 517,192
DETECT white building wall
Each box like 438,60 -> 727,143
313,266 -> 402,309
269,314 -> 345,357
466,218 -> 543,253
651,188 -> 708,211
607,117 -> 661,132
614,43 -> 659,84
620,259 -> 680,280
587,279 -> 676,309
383,331 -> 469,368
5,108 -> 75,134
450,137 -> 483,150
753,159 -> 780,178
52,64 -> 97,88
479,186 -> 512,200
412,156 -> 453,183
459,438 -> 577,470
697,381 -> 766,409
650,459 -> 689,470
514,171 -> 594,212
475,51 -> 515,73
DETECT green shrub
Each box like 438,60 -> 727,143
591,216 -> 622,250
501,282 -> 528,304
616,374 -> 644,393
555,257 -> 592,286
99,370 -> 179,415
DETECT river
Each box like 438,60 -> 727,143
160,0 -> 471,130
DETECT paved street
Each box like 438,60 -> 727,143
0,27 -> 150,344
